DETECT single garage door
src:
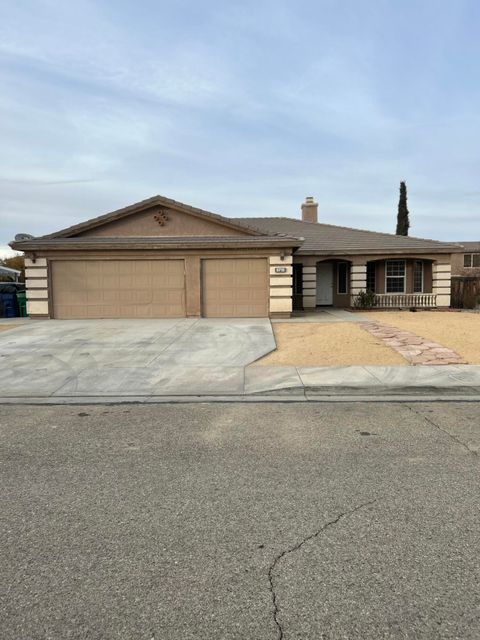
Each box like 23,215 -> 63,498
202,258 -> 268,317
51,260 -> 186,319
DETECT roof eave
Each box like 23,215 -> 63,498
11,238 -> 302,252
296,247 -> 459,256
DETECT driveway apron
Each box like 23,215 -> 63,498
0,319 -> 276,397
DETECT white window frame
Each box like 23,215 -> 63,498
337,262 -> 349,295
413,260 -> 424,293
385,260 -> 406,293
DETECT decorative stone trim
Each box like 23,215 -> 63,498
269,255 -> 293,265
25,267 -> 47,279
25,257 -> 47,267
302,295 -> 316,308
302,266 -> 316,309
432,262 -> 452,307
435,294 -> 451,306
26,278 -> 48,288
269,276 -> 292,287
270,287 -> 292,297
270,297 -> 292,313
26,300 -> 49,316
269,254 -> 293,316
24,259 -> 50,317
26,289 -> 48,299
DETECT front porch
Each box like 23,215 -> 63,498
293,256 -> 452,310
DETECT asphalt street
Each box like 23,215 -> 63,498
1,402 -> 479,639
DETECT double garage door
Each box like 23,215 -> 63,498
51,258 -> 268,319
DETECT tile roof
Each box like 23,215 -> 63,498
13,235 -> 300,251
35,195 -> 286,240
235,217 -> 462,255
457,241 -> 480,251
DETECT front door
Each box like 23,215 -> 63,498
316,263 -> 333,305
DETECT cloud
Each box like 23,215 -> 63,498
0,0 -> 478,245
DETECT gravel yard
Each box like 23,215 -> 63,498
254,322 -> 407,367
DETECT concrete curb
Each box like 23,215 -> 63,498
0,388 -> 479,404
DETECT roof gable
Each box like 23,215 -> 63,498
41,195 -> 269,240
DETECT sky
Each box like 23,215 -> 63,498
1,0 -> 479,257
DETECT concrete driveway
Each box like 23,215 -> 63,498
0,319 -> 275,397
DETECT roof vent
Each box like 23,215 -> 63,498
301,196 -> 318,223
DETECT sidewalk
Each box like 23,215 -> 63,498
1,364 -> 479,403
244,364 -> 480,395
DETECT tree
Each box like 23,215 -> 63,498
396,181 -> 410,236
0,255 -> 25,282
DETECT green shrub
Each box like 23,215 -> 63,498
353,290 -> 376,309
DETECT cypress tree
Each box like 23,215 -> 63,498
396,181 -> 410,236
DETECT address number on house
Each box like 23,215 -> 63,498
274,267 -> 288,273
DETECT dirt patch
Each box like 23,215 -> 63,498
254,322 -> 407,367
365,311 -> 480,364
0,325 -> 18,333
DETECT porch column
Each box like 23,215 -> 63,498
350,262 -> 367,306
432,260 -> 452,307
302,265 -> 316,309
269,255 -> 293,316
25,256 -> 50,318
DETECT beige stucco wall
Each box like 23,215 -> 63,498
77,207 -> 248,238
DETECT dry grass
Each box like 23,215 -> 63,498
254,322 -> 407,367
365,311 -> 480,364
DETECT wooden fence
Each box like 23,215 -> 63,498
451,277 -> 480,309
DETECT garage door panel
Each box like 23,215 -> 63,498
52,260 -> 186,319
202,258 -> 268,318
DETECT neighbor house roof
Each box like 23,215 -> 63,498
235,217 -> 462,256
0,266 -> 21,277
458,241 -> 480,251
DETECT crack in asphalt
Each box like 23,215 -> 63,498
267,499 -> 378,639
407,404 -> 478,457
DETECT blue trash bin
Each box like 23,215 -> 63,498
0,293 -> 19,318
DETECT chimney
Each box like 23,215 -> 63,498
301,196 -> 318,223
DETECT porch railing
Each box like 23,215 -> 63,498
373,293 -> 437,308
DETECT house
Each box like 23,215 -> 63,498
451,242 -> 480,276
0,266 -> 21,283
10,195 -> 461,320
